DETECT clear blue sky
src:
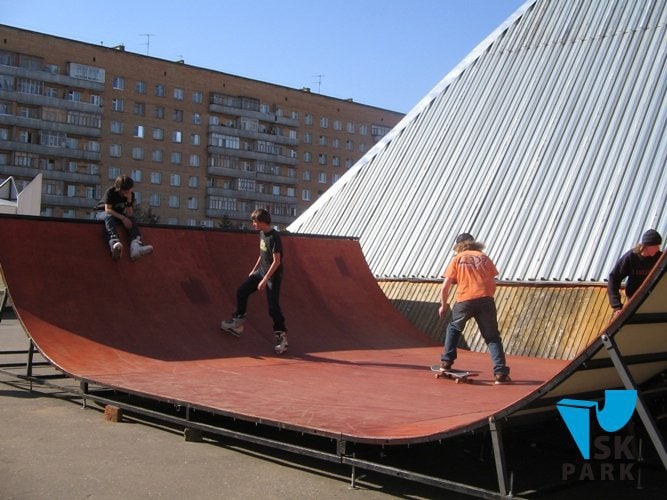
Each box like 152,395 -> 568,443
2,0 -> 526,113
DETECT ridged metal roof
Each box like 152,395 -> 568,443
288,0 -> 667,282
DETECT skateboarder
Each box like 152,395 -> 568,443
438,233 -> 511,384
608,229 -> 663,319
221,208 -> 288,354
95,175 -> 153,261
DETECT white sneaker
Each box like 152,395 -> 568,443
274,331 -> 288,354
109,239 -> 123,260
221,316 -> 245,336
130,238 -> 153,261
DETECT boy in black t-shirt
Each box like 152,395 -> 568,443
95,175 -> 153,261
608,229 -> 662,318
221,208 -> 288,354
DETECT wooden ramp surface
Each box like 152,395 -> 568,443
3,216 -> 663,443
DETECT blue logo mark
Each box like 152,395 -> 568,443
557,390 -> 637,459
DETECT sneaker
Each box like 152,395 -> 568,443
109,239 -> 123,260
130,238 -> 153,261
274,331 -> 288,354
494,373 -> 512,385
440,361 -> 453,370
220,316 -> 245,336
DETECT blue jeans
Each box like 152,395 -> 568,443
235,271 -> 286,332
441,296 -> 509,375
98,212 -> 141,243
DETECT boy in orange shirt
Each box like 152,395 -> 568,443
438,233 -> 511,384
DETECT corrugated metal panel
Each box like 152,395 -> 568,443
378,280 -> 611,360
289,0 -> 667,282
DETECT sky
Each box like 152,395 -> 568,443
2,0 -> 527,113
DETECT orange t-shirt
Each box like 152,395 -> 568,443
444,250 -> 498,302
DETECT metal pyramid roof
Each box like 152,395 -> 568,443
289,0 -> 667,282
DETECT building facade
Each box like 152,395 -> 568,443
0,25 -> 403,228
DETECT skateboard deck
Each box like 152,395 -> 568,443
430,365 -> 478,384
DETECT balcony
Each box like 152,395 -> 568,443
0,140 -> 101,162
209,123 -> 298,147
208,103 -> 299,128
207,144 -> 297,166
207,166 -> 297,185
0,113 -> 102,138
0,64 -> 105,92
0,164 -> 99,185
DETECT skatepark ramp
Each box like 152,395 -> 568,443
0,215 -> 665,497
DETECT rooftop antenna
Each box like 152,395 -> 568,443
313,74 -> 325,94
140,34 -> 155,56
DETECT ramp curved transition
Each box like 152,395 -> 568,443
0,216 -> 665,444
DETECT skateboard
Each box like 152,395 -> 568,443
430,365 -> 478,384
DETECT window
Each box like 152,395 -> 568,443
303,152 -> 312,162
151,149 -> 163,162
135,81 -> 146,94
319,135 -> 327,146
168,195 -> 180,208
111,99 -> 124,112
131,169 -> 142,182
108,166 -> 121,179
318,172 -> 327,183
347,122 -> 355,133
303,132 -> 312,144
319,117 -> 328,128
304,114 -> 313,125
112,77 -> 125,90
155,84 -> 165,97
302,189 -> 311,201
318,154 -> 327,165
172,131 -> 182,143
359,125 -> 368,135
134,125 -> 144,138
133,102 -> 145,116
171,152 -> 182,165
151,172 -> 162,184
188,176 -> 199,188
272,185 -> 280,196
149,193 -> 161,206
170,174 -> 181,186
191,133 -> 200,146
109,144 -> 121,157
188,197 -> 198,209
189,154 -> 200,167
153,128 -> 164,140
110,121 -> 123,134
173,88 -> 184,100
154,106 -> 165,119
192,91 -> 203,104
192,113 -> 201,125
131,146 -> 144,160
172,109 -> 183,122
334,120 -> 342,131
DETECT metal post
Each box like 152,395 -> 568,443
489,416 -> 509,496
601,334 -> 667,470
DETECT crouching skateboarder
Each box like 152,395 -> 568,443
95,175 -> 153,261
221,208 -> 288,354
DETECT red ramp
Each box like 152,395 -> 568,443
1,215 -> 664,445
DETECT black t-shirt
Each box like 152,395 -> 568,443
607,249 -> 662,309
96,186 -> 135,215
258,229 -> 283,279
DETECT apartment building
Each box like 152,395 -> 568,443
0,25 -> 403,228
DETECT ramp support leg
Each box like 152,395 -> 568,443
601,334 -> 667,470
489,416 -> 511,496
0,288 -> 8,323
